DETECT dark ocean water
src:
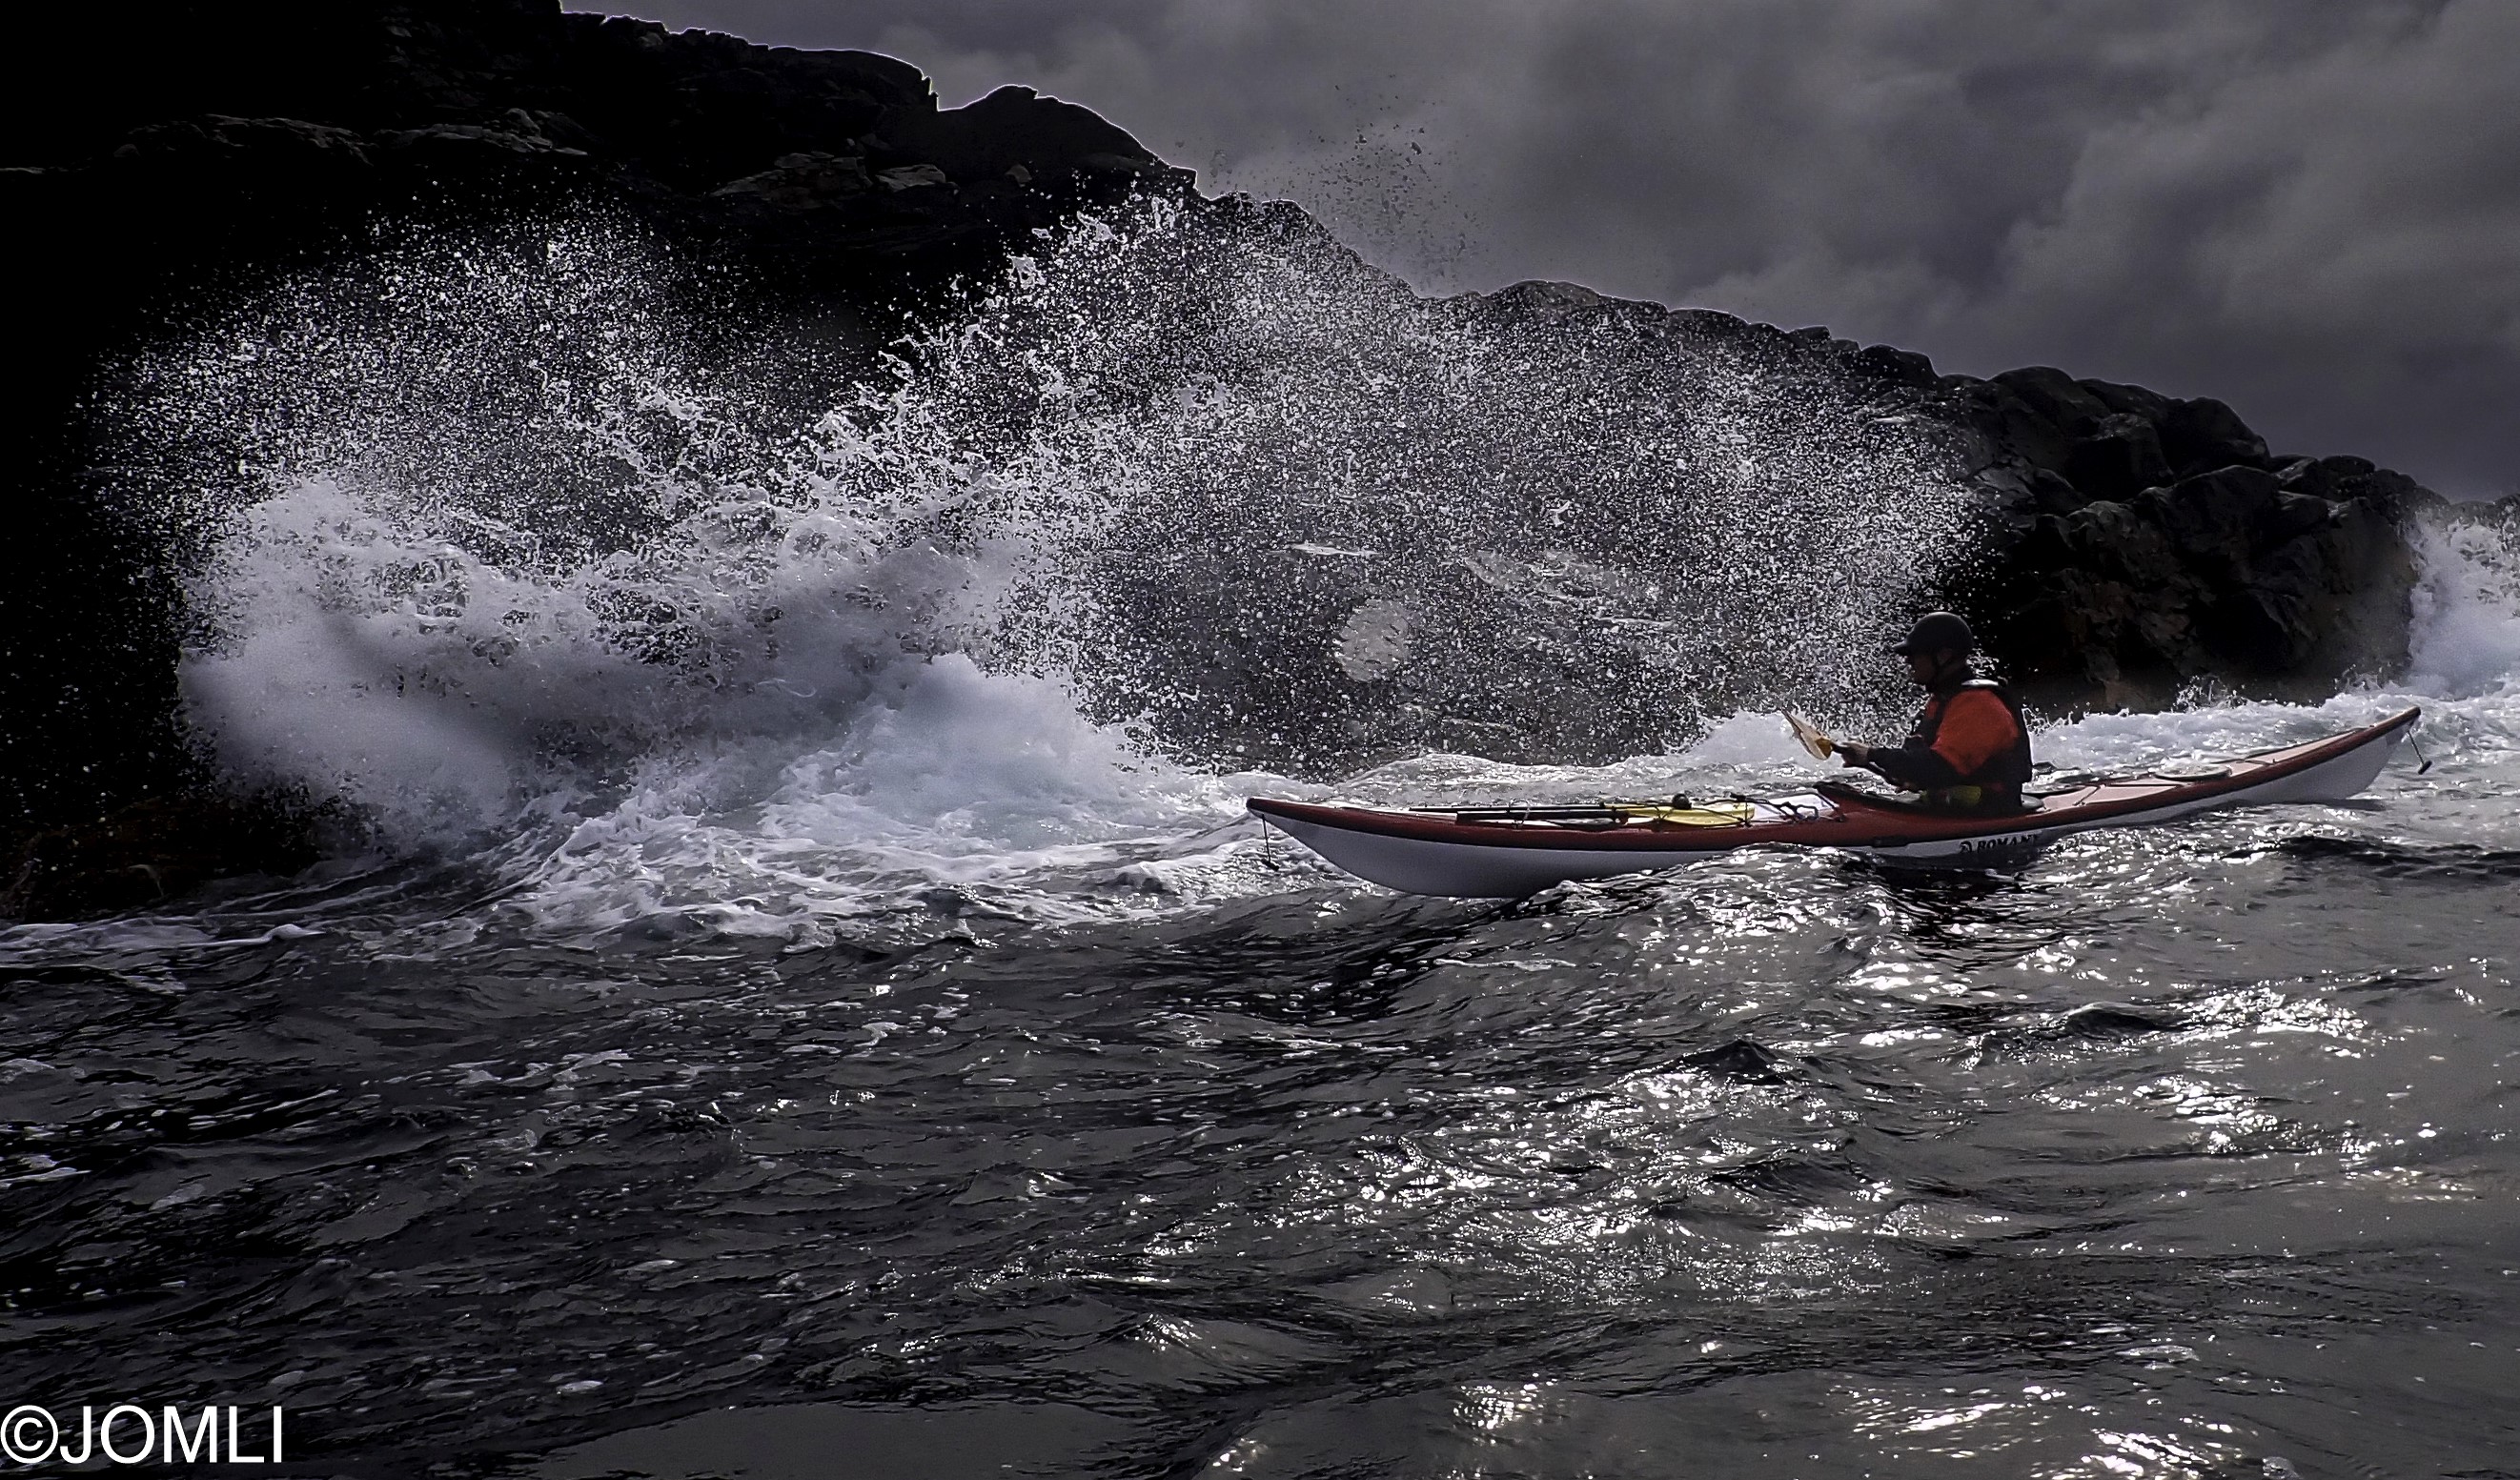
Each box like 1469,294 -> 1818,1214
3,700 -> 2514,1479
9,207 -> 2517,1477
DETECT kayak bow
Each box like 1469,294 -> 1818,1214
1248,707 -> 2420,897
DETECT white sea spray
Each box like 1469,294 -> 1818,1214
115,203 -> 2512,937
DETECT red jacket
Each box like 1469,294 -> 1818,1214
1870,680 -> 2033,800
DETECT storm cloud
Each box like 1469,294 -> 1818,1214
617,1 -> 2519,497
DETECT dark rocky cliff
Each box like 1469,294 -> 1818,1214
1938,368 -> 2441,710
0,0 -> 2472,915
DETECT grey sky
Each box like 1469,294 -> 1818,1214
615,1 -> 2518,497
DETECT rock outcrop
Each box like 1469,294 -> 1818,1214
0,794 -> 330,922
1933,369 -> 2446,710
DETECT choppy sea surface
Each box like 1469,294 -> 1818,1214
5,208 -> 2516,1477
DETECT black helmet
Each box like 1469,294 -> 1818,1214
1893,611 -> 1976,656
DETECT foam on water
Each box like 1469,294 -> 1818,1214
103,205 -> 2520,941
2407,512 -> 2520,699
512,655 -> 1294,942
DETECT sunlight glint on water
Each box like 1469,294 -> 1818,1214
1,204 -> 2512,1480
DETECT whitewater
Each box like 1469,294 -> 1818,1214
2,203 -> 2513,1478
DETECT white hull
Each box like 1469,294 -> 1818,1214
1252,709 -> 2417,897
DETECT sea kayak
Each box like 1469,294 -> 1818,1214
1248,706 -> 2420,897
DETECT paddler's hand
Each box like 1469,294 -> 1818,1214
1837,741 -> 1871,768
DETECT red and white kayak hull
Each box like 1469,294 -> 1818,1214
1248,707 -> 2419,897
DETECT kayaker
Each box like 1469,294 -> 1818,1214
1834,612 -> 2034,814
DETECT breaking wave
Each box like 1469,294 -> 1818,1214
102,198 -> 1992,932
107,195 -> 2520,941
2406,507 -> 2520,698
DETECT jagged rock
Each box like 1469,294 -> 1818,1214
1467,279 -> 1614,322
2063,413 -> 2172,502
707,151 -> 871,212
2275,454 -> 2441,518
114,114 -> 376,170
2160,395 -> 2271,476
1976,456 -> 2427,708
1985,366 -> 2110,474
378,114 -> 586,158
1,794 -> 325,921
1913,355 -> 2441,710
1846,343 -> 1938,389
2077,377 -> 2174,425
881,84 -> 1185,186
874,162 -> 948,191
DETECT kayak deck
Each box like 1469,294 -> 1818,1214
1248,706 -> 2420,896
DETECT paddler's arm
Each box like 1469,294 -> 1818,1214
1834,740 -> 1900,779
1842,692 -> 2019,789
1859,742 -> 1962,791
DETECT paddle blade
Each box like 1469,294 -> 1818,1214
1786,710 -> 1835,760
